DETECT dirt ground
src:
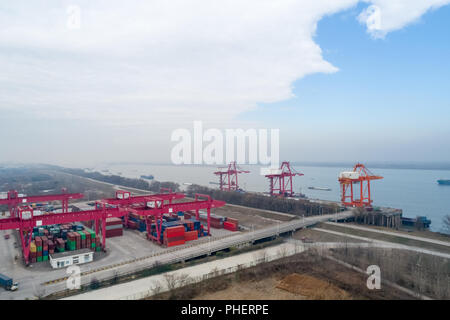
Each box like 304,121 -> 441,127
213,204 -> 296,230
276,273 -> 351,299
152,251 -> 416,300
194,273 -> 351,300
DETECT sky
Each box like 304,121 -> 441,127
0,0 -> 449,166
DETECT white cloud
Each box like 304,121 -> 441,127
0,0 -> 448,129
358,0 -> 450,38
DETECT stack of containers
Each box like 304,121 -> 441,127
35,236 -> 43,262
95,237 -> 101,251
48,239 -> 55,254
30,241 -> 37,263
55,238 -> 65,252
28,223 -> 102,263
128,213 -> 146,232
105,218 -> 123,238
66,232 -> 77,251
163,225 -> 185,247
83,230 -> 91,249
42,236 -> 49,261
85,228 -> 96,250
199,213 -> 224,229
75,232 -> 81,250
77,231 -> 86,248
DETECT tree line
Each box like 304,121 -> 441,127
59,168 -> 180,193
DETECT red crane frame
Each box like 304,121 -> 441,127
338,163 -> 383,208
264,161 -> 303,197
0,189 -> 225,264
0,188 -> 83,216
213,161 -> 250,191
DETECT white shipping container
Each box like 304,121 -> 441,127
339,171 -> 360,179
116,193 -> 123,199
123,192 -> 130,199
0,193 -> 8,200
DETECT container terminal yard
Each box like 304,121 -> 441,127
0,162 -> 447,300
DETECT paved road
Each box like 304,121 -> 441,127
324,222 -> 450,247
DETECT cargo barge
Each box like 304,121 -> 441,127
308,186 -> 332,191
437,179 -> 450,185
401,216 -> 431,229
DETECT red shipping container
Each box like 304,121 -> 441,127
166,240 -> 185,247
185,231 -> 198,241
106,218 -> 123,226
83,230 -> 91,240
226,218 -> 239,225
105,228 -> 123,238
165,226 -> 185,237
165,235 -> 185,242
127,221 -> 137,229
223,221 -> 238,231
35,236 -> 42,247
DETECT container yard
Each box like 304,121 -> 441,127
0,187 -> 243,273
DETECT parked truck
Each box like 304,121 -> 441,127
0,274 -> 18,291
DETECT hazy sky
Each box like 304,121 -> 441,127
1,1 -> 449,166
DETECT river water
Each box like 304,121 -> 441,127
90,163 -> 450,232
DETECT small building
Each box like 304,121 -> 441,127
49,249 -> 94,269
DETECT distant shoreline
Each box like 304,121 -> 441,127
93,162 -> 450,172
2,162 -> 450,172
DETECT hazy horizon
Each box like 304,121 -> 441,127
1,1 -> 450,166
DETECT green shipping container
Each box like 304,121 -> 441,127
37,256 -> 43,262
43,255 -> 48,261
85,228 -> 96,239
77,231 -> 86,240
57,247 -> 65,253
91,242 -> 96,248
37,246 -> 43,252
96,247 -> 101,252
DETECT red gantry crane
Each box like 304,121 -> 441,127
0,188 -> 83,216
102,190 -> 225,244
0,188 -> 225,264
263,161 -> 303,197
214,161 -> 250,191
338,163 -> 383,208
